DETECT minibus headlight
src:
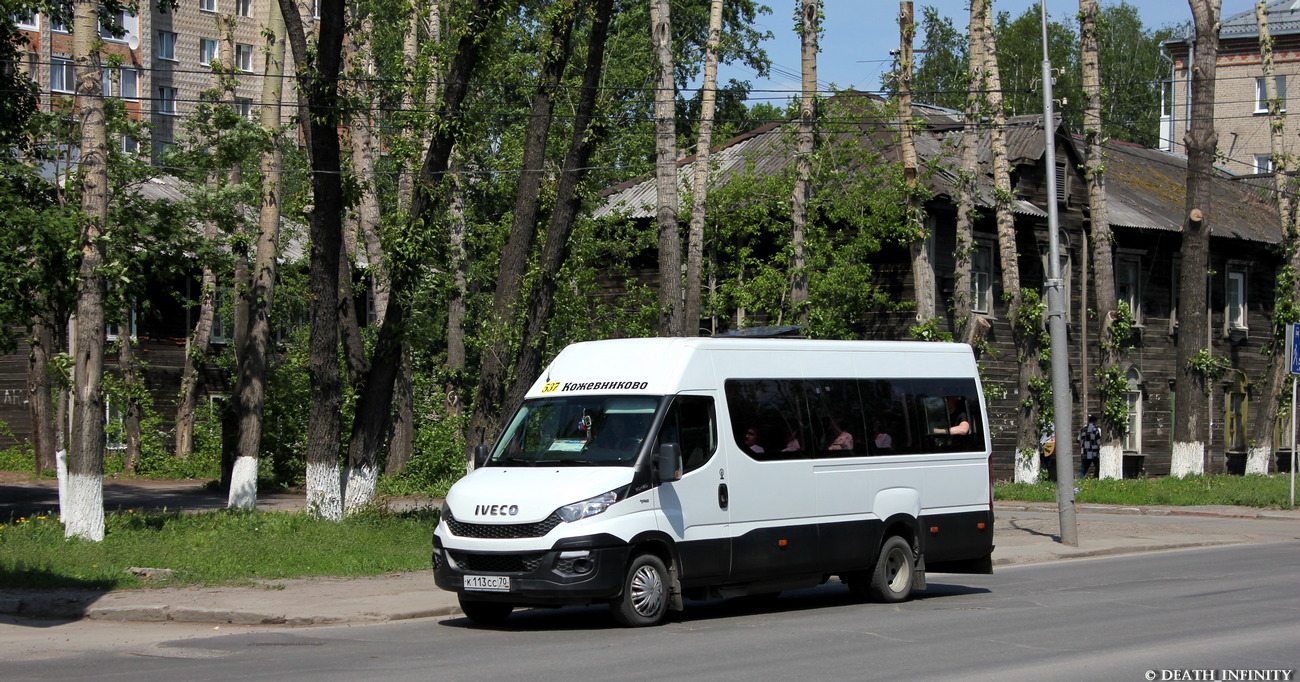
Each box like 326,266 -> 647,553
557,490 -> 619,523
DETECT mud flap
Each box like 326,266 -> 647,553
912,553 -> 927,591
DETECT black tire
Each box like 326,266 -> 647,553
459,596 -> 514,626
867,535 -> 914,603
611,553 -> 670,627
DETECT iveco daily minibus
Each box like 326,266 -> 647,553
433,337 -> 995,626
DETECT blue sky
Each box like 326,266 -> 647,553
719,0 -> 1260,105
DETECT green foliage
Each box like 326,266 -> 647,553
1186,348 -> 1231,383
909,317 -> 953,342
1093,364 -> 1130,433
996,474 -> 1295,509
1103,300 -> 1136,351
0,508 -> 438,589
0,420 -> 35,471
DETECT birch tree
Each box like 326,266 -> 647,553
1171,0 -> 1221,477
978,0 -> 1043,483
1080,0 -> 1122,479
683,0 -> 723,335
952,0 -> 984,342
1247,0 -> 1299,474
229,0 -> 286,510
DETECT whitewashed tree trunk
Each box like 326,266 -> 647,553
306,459 -> 344,520
1014,450 -> 1038,484
1099,443 -> 1123,480
1170,441 -> 1205,478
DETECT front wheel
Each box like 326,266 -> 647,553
459,596 -> 514,626
611,553 -> 670,627
867,535 -> 914,603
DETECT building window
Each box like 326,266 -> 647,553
119,68 -> 138,100
50,57 -> 75,93
234,97 -> 253,120
211,287 -> 233,344
200,0 -> 216,12
1225,376 -> 1249,453
1161,79 -> 1173,117
99,9 -> 137,42
157,86 -> 177,115
200,38 -> 220,66
156,31 -> 176,60
1255,154 -> 1274,174
121,135 -> 139,154
14,11 -> 38,30
51,12 -> 69,33
1116,254 -> 1142,324
1226,267 -> 1247,330
101,68 -> 113,97
235,43 -> 253,72
1255,76 -> 1287,114
1122,367 -> 1142,455
236,0 -> 252,17
971,241 -> 993,315
1169,257 -> 1181,331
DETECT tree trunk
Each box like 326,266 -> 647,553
978,0 -> 1042,483
66,0 -> 108,541
1247,0 -> 1296,475
651,0 -> 683,336
28,319 -> 57,474
952,0 -> 983,342
175,217 -> 217,460
901,1 -> 935,325
506,0 -> 615,416
117,306 -> 142,475
466,0 -> 579,453
1080,0 -> 1122,479
279,0 -> 346,519
352,0 -> 502,476
683,0 -> 723,336
789,0 -> 817,326
229,0 -> 285,510
1172,0 -> 1221,477
445,156 -> 469,422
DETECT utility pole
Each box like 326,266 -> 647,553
1040,0 -> 1077,545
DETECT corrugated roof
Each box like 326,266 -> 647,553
597,107 -> 1282,245
1095,139 -> 1281,243
1220,0 -> 1300,39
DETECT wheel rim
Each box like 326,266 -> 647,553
884,545 -> 911,593
629,563 -> 665,617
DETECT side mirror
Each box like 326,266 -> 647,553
473,444 -> 491,469
656,443 -> 682,482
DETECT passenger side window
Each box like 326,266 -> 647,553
657,396 -> 716,474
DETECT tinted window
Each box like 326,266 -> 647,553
725,377 -> 981,460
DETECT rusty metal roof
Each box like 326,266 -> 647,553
596,107 -> 1282,244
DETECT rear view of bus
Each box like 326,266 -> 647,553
433,337 -> 994,627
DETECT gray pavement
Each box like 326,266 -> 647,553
2,472 -> 1299,627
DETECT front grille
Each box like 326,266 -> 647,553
449,551 -> 545,574
445,510 -> 562,539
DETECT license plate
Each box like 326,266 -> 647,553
464,575 -> 511,592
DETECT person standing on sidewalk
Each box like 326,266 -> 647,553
1078,414 -> 1101,478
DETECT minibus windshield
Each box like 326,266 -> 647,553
488,396 -> 660,466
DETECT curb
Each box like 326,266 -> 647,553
1,592 -> 461,625
994,502 -> 1300,521
991,538 -> 1245,567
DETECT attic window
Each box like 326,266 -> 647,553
1055,160 -> 1069,205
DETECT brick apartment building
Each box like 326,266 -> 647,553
1161,0 -> 1300,176
13,0 -> 305,160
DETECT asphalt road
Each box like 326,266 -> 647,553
6,541 -> 1299,681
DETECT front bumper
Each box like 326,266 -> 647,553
433,533 -> 632,606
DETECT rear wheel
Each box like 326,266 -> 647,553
611,553 -> 669,627
458,596 -> 514,626
867,535 -> 914,603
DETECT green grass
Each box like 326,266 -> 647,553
0,508 -> 438,590
996,473 -> 1296,509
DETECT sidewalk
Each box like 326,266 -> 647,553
3,500 -> 1297,626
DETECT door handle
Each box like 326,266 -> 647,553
718,483 -> 729,510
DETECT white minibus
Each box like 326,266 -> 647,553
433,337 -> 995,626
